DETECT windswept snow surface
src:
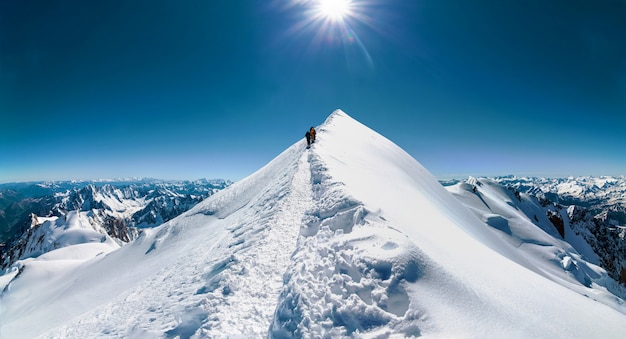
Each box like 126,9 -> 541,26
446,178 -> 626,309
2,110 -> 626,338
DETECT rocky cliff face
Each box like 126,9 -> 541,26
565,205 -> 626,285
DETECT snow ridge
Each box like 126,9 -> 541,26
270,146 -> 424,337
195,144 -> 313,336
26,140 -> 311,338
3,110 -> 626,338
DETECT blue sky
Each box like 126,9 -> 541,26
1,0 -> 625,183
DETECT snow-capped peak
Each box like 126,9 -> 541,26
2,111 -> 625,338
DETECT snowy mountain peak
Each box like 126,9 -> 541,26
2,111 -> 626,338
324,108 -> 349,122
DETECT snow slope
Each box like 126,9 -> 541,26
1,110 -> 626,338
445,178 -> 625,308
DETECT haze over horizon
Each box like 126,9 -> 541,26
2,0 -> 625,183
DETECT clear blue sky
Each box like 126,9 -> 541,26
1,0 -> 625,183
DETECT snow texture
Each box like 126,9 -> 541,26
1,110 -> 626,338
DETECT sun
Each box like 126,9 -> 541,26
284,0 -> 375,68
316,0 -> 353,21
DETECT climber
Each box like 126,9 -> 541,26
305,129 -> 311,147
305,127 -> 316,147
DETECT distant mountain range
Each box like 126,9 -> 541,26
0,179 -> 231,269
493,175 -> 626,224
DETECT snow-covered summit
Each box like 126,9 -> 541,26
1,110 -> 626,338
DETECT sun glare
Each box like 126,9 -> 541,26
317,0 -> 352,21
284,0 -> 375,69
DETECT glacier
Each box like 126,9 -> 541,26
1,110 -> 626,338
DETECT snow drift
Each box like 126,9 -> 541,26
1,110 -> 625,338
